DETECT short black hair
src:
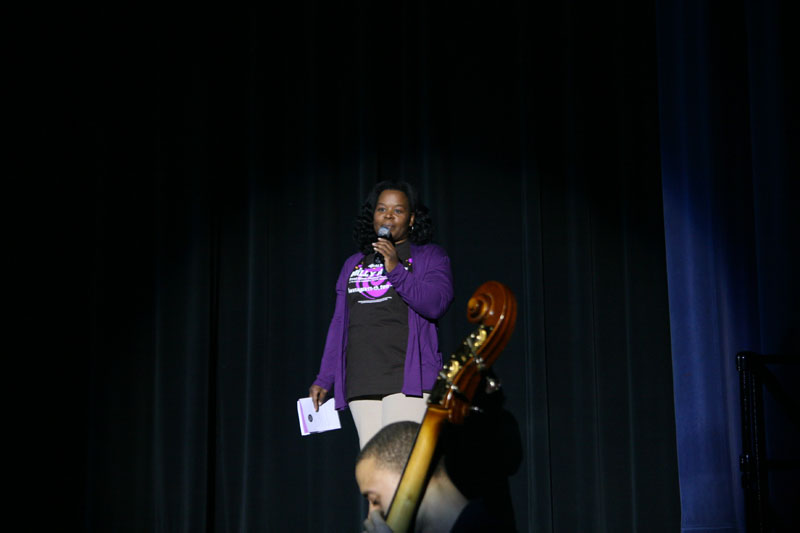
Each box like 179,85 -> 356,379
356,421 -> 446,479
356,421 -> 420,474
353,180 -> 434,254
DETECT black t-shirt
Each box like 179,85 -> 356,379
450,498 -> 513,532
345,241 -> 412,400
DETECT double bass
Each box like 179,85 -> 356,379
385,280 -> 518,532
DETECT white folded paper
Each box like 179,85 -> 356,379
297,397 -> 341,436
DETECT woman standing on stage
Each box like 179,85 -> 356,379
308,180 -> 454,448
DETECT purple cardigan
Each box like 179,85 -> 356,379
313,243 -> 454,410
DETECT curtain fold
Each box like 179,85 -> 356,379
656,0 -> 799,530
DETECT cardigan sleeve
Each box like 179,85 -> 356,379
386,244 -> 454,320
312,295 -> 343,390
312,259 -> 352,390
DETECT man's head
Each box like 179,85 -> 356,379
355,421 -> 485,532
355,421 -> 420,516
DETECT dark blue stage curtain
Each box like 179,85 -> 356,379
656,1 -> 798,531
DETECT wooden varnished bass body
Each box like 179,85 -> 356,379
385,280 -> 517,532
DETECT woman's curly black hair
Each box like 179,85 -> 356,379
353,180 -> 434,254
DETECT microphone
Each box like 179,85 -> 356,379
375,226 -> 393,264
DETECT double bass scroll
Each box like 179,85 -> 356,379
385,280 -> 518,533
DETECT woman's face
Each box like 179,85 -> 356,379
373,189 -> 415,244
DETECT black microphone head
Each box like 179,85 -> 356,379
377,226 -> 392,241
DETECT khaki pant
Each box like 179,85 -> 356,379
349,392 -> 430,449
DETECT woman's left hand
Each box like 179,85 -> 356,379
373,238 -> 399,272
